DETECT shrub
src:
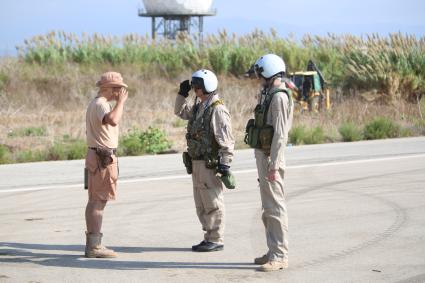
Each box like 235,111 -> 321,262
363,117 -> 400,140
339,122 -> 363,142
304,126 -> 325,144
16,150 -> 46,163
66,140 -> 87,160
120,131 -> 144,156
0,144 -> 12,164
47,139 -> 86,160
47,143 -> 67,160
120,127 -> 171,156
289,126 -> 306,145
140,127 -> 171,154
400,127 -> 413,137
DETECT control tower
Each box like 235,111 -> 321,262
138,0 -> 216,40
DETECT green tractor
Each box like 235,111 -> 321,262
288,60 -> 331,112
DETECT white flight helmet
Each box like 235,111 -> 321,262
191,69 -> 218,94
254,54 -> 286,79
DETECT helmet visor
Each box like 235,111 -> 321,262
191,77 -> 204,90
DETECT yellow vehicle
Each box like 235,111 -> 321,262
288,60 -> 331,112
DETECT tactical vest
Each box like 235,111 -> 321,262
244,88 -> 292,150
186,99 -> 224,168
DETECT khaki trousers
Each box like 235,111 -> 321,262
255,149 -> 288,261
191,160 -> 225,244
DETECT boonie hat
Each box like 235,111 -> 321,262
96,71 -> 128,88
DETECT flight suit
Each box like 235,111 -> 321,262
175,94 -> 234,244
255,82 -> 293,261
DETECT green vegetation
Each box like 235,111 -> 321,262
339,122 -> 363,142
47,138 -> 87,160
289,126 -> 306,145
0,144 -> 12,164
1,127 -> 171,164
363,117 -> 401,140
10,137 -> 87,163
303,126 -> 326,144
289,126 -> 326,145
0,116 -> 418,164
119,127 -> 171,156
16,150 -> 46,163
288,117 -> 415,146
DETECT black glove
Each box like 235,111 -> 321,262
217,163 -> 230,176
178,80 -> 191,98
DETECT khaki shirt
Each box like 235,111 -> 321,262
86,96 -> 119,149
175,94 -> 235,166
258,83 -> 294,170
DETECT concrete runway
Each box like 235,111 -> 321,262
1,137 -> 424,282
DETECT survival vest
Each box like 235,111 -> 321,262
186,99 -> 224,168
244,88 -> 292,150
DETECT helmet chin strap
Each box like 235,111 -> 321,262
203,90 -> 217,98
202,92 -> 214,103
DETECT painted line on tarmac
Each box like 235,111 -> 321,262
0,175 -> 190,194
231,153 -> 425,173
1,153 -> 424,194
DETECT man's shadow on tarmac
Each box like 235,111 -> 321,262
0,242 -> 255,270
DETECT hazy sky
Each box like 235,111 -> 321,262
1,0 -> 424,55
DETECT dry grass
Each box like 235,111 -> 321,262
1,80 -> 423,156
0,57 -> 423,159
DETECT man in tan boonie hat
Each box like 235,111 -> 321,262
96,71 -> 128,88
84,71 -> 128,258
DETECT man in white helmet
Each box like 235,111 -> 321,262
175,69 -> 235,252
245,54 -> 294,271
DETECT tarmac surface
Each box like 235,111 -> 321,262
1,137 -> 425,282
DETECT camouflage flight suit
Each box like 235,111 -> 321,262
174,95 -> 235,244
175,94 -> 235,244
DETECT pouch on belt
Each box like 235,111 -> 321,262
182,151 -> 192,174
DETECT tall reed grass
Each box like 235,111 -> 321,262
16,30 -> 425,101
